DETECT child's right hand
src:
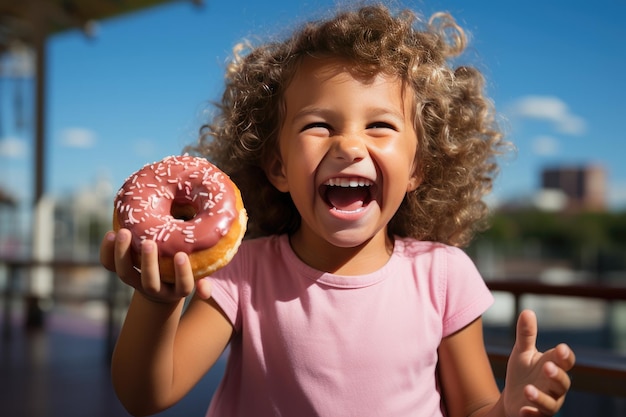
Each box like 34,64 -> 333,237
100,229 -> 196,304
503,310 -> 575,416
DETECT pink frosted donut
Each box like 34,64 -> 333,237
113,155 -> 247,282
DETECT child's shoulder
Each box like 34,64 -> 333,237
240,234 -> 284,250
394,236 -> 467,258
393,236 -> 477,270
237,234 -> 291,260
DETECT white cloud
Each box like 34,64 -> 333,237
509,95 -> 587,135
60,127 -> 97,148
532,135 -> 559,156
0,136 -> 28,158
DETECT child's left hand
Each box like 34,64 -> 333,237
503,310 -> 576,416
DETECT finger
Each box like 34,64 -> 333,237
539,344 -> 576,370
173,252 -> 195,297
522,384 -> 564,416
514,309 -> 538,355
554,343 -> 576,371
100,231 -> 117,271
140,239 -> 162,294
195,277 -> 214,300
540,361 -> 571,400
114,229 -> 139,283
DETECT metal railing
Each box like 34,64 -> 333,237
0,258 -> 128,358
1,259 -> 625,397
485,279 -> 626,397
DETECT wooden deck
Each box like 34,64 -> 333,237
0,312 -> 226,417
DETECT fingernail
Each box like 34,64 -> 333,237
174,252 -> 186,265
527,385 -> 538,400
105,231 -> 116,242
142,240 -> 154,253
546,362 -> 558,377
117,231 -> 128,242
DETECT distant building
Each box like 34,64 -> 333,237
0,186 -> 21,257
53,175 -> 114,260
540,165 -> 606,211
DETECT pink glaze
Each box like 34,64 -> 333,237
114,155 -> 238,257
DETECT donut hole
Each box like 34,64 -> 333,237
171,202 -> 197,221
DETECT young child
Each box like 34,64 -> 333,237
101,4 -> 575,416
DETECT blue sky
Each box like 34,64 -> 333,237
1,0 -> 625,211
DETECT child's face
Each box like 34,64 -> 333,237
268,58 -> 420,262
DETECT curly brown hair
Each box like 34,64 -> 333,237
185,3 -> 509,247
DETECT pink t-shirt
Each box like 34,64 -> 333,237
206,235 -> 493,417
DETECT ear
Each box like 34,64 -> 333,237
266,153 -> 289,192
406,173 -> 421,193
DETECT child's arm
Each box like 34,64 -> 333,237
438,317 -> 501,417
438,310 -> 575,417
101,229 -> 233,416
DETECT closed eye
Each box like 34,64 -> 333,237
367,121 -> 398,131
301,122 -> 332,133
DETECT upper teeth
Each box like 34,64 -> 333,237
325,178 -> 373,187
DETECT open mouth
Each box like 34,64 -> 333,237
321,177 -> 375,212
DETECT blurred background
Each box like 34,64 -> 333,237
0,0 -> 625,416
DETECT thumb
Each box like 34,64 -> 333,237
100,231 -> 117,271
514,309 -> 538,354
195,277 -> 213,300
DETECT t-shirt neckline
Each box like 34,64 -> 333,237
278,234 -> 403,289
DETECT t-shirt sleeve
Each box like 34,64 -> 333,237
440,246 -> 494,338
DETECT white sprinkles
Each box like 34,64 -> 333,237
114,155 -> 234,253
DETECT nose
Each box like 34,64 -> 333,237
331,134 -> 367,162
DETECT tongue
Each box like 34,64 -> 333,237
326,186 -> 369,211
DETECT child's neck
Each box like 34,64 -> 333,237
288,228 -> 394,275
